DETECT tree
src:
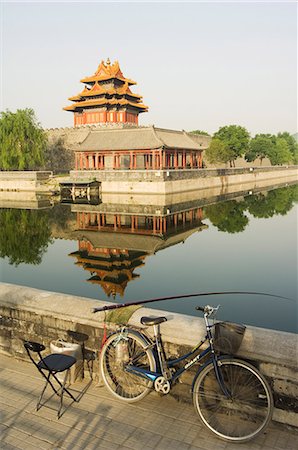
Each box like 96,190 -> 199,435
44,137 -> 74,173
0,109 -> 47,170
245,134 -> 275,165
277,132 -> 298,164
213,125 -> 250,167
267,137 -> 293,165
205,138 -> 231,165
190,130 -> 210,136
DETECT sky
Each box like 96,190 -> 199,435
0,1 -> 297,136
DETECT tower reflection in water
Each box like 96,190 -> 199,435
69,208 -> 208,298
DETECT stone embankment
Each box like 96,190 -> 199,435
1,166 -> 296,196
0,283 -> 297,429
71,166 -> 298,194
0,171 -> 53,192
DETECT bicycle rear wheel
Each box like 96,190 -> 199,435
100,330 -> 156,403
193,358 -> 273,442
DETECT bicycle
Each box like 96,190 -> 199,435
99,305 -> 273,443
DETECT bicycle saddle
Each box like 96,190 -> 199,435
140,316 -> 167,326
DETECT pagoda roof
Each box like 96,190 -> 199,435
69,225 -> 208,254
63,97 -> 148,112
80,59 -> 136,85
68,82 -> 141,102
76,126 -> 210,152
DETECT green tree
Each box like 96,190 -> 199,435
44,137 -> 74,173
213,125 -> 250,167
204,200 -> 249,233
205,138 -> 231,165
0,209 -> 52,265
245,134 -> 275,165
276,132 -> 298,164
190,130 -> 210,136
0,109 -> 47,170
267,137 -> 293,165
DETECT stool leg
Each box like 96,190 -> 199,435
58,369 -> 69,418
37,371 -> 51,411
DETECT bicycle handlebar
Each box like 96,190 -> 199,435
196,305 -> 220,316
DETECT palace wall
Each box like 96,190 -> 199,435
0,171 -> 53,192
70,166 -> 298,195
0,283 -> 297,428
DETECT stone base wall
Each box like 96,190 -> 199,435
0,283 -> 297,428
69,167 -> 298,194
0,171 -> 53,192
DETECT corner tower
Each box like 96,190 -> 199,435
64,59 -> 148,127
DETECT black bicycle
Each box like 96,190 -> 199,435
99,305 -> 273,443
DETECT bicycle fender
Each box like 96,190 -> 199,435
113,328 -> 152,346
191,355 -> 232,393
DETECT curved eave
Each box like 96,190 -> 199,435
74,90 -> 142,100
80,75 -> 136,85
63,98 -> 148,112
68,95 -> 82,101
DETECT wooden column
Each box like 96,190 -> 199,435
199,152 -> 203,168
162,150 -> 166,169
173,153 -> 176,169
174,213 -> 178,227
163,217 -> 167,233
153,216 -> 157,234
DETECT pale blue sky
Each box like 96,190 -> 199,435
1,1 -> 297,135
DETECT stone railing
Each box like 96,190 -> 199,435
0,283 -> 297,428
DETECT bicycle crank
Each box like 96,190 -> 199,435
154,376 -> 171,394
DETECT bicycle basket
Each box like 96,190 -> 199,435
213,321 -> 246,354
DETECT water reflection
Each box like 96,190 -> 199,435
69,208 -> 207,297
0,209 -> 52,266
205,185 -> 297,233
0,183 -> 297,300
205,200 -> 248,234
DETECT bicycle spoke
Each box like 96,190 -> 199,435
193,359 -> 273,442
100,331 -> 155,402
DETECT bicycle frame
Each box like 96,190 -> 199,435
124,312 -> 231,398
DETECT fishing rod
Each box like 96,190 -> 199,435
92,291 -> 291,313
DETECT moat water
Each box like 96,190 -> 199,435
0,183 -> 297,333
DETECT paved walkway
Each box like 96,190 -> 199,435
1,355 -> 297,450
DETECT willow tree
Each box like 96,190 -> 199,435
0,109 -> 47,170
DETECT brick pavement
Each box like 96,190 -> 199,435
1,355 -> 297,450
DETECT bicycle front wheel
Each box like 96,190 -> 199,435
100,330 -> 156,403
193,358 -> 273,443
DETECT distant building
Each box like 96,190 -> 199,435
63,58 -> 210,173
74,126 -> 209,170
64,59 -> 148,127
